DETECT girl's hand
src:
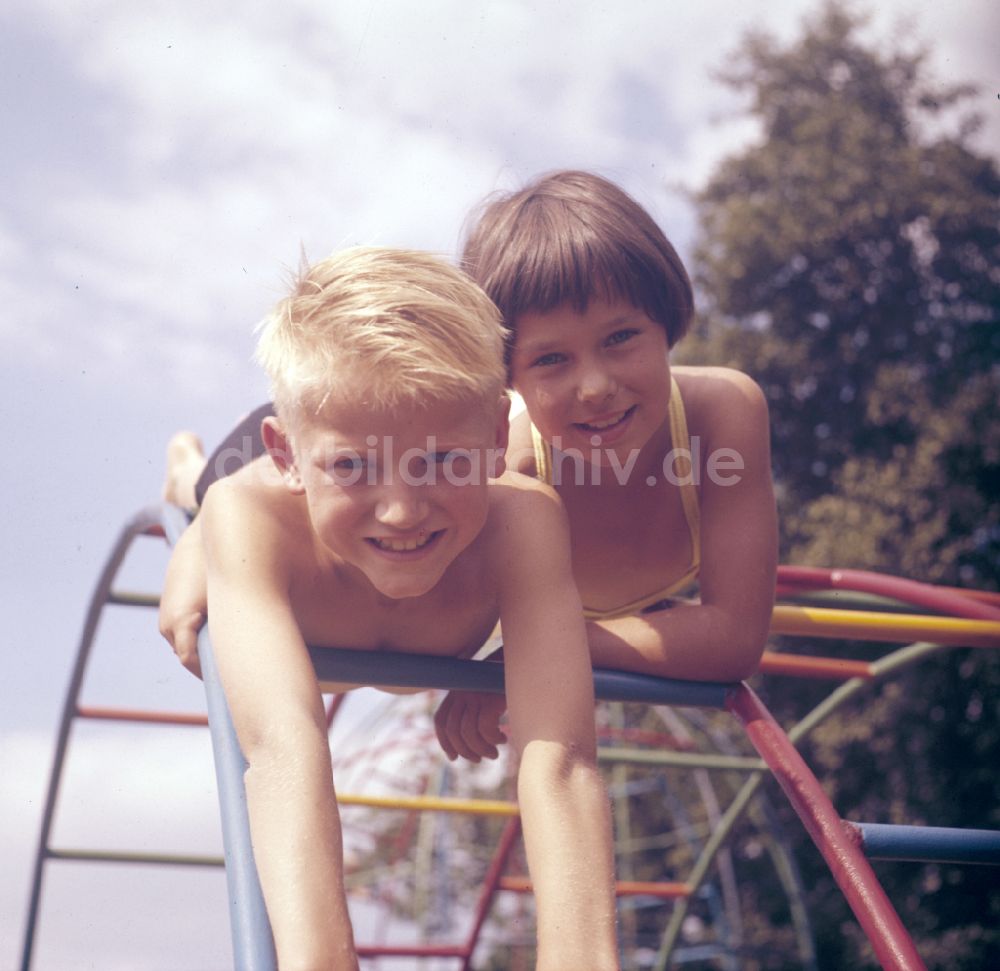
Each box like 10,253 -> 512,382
434,691 -> 508,762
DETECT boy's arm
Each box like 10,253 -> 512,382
199,483 -> 359,970
494,481 -> 620,971
160,456 -> 276,677
159,517 -> 208,677
588,370 -> 777,682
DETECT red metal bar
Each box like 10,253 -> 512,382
323,692 -> 346,729
727,683 -> 926,971
461,816 -> 523,971
76,705 -> 209,727
776,566 -> 1000,621
758,652 -> 875,681
355,943 -> 466,958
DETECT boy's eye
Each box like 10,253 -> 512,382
437,449 -> 474,471
328,455 -> 366,481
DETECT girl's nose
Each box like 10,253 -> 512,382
577,361 -> 617,403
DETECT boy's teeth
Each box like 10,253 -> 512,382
374,534 -> 432,552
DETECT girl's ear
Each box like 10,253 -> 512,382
489,395 -> 511,479
261,416 -> 304,494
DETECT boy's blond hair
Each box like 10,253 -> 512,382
255,247 -> 508,423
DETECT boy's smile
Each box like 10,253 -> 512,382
281,389 -> 508,600
368,529 -> 442,554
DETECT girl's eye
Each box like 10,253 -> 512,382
531,351 -> 565,368
607,328 -> 639,347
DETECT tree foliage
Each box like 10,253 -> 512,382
684,1 -> 999,585
675,3 -> 1000,968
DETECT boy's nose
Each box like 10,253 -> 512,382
374,485 -> 429,528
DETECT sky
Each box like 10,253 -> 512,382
3,1 -> 998,968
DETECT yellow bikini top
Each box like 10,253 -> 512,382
530,377 -> 701,621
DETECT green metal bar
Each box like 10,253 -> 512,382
106,590 -> 161,607
47,848 -> 224,868
598,747 -> 764,773
653,769 -> 766,970
786,642 -> 945,747
779,589 -> 944,616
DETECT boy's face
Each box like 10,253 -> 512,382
508,297 -> 671,471
272,387 -> 509,600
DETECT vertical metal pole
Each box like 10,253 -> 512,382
197,626 -> 277,970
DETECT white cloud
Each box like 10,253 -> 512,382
6,0 -> 996,396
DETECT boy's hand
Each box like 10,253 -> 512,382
158,519 -> 208,678
434,691 -> 508,762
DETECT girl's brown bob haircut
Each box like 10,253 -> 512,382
460,170 -> 694,354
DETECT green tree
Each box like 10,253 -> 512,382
686,1 -> 999,584
677,3 -> 1000,968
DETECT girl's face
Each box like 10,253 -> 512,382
509,297 -> 672,470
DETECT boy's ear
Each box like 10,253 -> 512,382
261,416 -> 304,494
489,395 -> 511,479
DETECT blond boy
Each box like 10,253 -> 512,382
177,248 -> 619,970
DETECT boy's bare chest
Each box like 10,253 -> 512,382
290,558 -> 500,658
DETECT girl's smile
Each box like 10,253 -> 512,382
511,298 -> 672,470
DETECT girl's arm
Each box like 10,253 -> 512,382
494,481 -> 620,971
200,483 -> 359,970
588,369 -> 777,681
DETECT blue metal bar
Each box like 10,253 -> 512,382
308,646 -> 733,709
198,627 -> 278,971
851,823 -> 1000,865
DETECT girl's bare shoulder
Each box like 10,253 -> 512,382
506,406 -> 538,477
673,364 -> 765,400
672,365 -> 768,428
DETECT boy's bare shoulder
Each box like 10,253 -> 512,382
489,467 -> 562,503
199,462 -> 309,561
482,470 -> 568,551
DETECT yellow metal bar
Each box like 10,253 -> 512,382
337,792 -> 519,816
770,605 -> 1000,647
